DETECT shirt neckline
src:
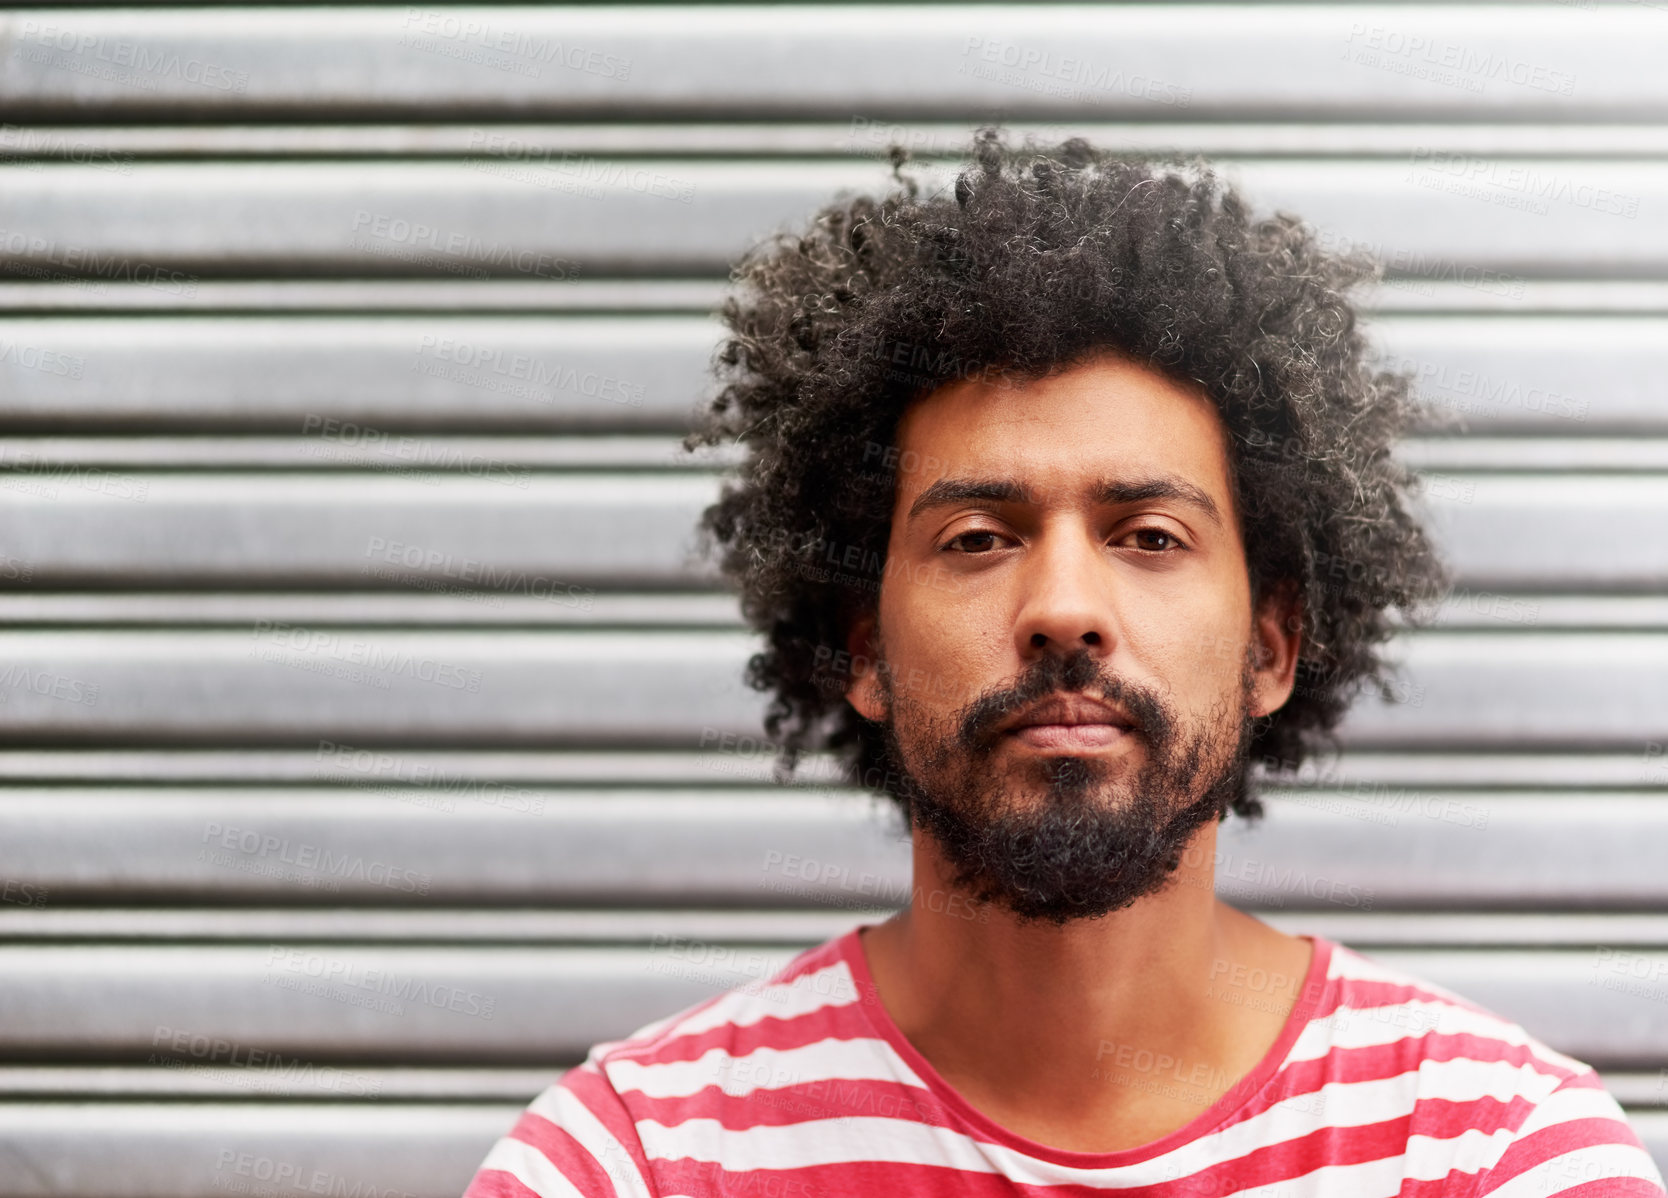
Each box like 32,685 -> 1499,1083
835,923 -> 1334,1170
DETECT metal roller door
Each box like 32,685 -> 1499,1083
0,5 -> 1666,1194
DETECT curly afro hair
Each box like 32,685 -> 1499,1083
683,126 -> 1452,824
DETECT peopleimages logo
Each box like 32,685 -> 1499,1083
398,9 -> 632,81
1341,24 -> 1577,95
959,36 -> 1193,107
17,19 -> 252,93
200,822 -> 432,894
412,335 -> 644,408
264,946 -> 497,1020
0,337 -> 84,378
1408,150 -> 1640,219
349,211 -> 581,281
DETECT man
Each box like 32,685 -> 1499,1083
462,129 -> 1666,1196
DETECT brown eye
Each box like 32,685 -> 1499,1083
944,531 -> 1000,553
1131,528 -> 1185,552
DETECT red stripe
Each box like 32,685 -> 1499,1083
1399,1092 -> 1538,1143
459,1167 -> 544,1198
642,1119 -> 1430,1198
506,1111 -> 631,1196
1474,1116 -> 1658,1193
1177,1116 -> 1415,1194
1398,1167 -> 1487,1198
632,1109 -> 1445,1185
1556,1181 -> 1668,1198
630,1077 -> 1564,1164
1271,1028 -> 1582,1109
625,1068 -> 1544,1149
557,1066 -> 658,1190
654,1156 -> 1113,1198
590,941 -> 845,1068
622,1075 -> 952,1133
1314,968 -> 1501,1025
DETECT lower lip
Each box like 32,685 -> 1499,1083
1009,724 -> 1131,751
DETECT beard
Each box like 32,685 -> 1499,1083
874,645 -> 1256,926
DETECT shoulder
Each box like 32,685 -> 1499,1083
463,932 -> 880,1198
1467,1071 -> 1668,1197
1307,940 -> 1666,1197
591,930 -> 865,1078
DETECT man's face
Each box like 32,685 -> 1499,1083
845,350 -> 1299,924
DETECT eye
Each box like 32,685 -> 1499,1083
940,529 -> 1006,554
1127,527 -> 1188,553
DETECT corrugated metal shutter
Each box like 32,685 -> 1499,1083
1,5 -> 1666,1194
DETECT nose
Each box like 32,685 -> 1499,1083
1013,518 -> 1119,662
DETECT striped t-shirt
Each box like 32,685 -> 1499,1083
462,927 -> 1667,1197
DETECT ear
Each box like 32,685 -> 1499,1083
1248,580 -> 1303,719
843,610 -> 887,723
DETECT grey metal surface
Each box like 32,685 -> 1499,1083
2,908 -> 1668,949
0,589 -> 1664,628
0,474 -> 724,586
1,7 -> 1663,117
0,944 -> 1664,1068
0,787 -> 912,903
10,121 -> 1668,160
0,316 -> 718,429
4,788 -> 1668,908
0,470 -> 1664,587
0,1103 -> 519,1198
3,159 -> 1667,277
0,943 -> 805,1062
2,314 -> 1666,433
8,1105 -> 1666,1198
0,628 -> 1664,745
6,277 -> 1668,316
0,747 -> 1657,787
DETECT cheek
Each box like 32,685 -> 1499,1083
885,623 -> 1000,714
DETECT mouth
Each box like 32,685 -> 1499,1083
1008,723 -> 1131,751
997,695 -> 1136,752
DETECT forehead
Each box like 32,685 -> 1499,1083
892,350 -> 1235,503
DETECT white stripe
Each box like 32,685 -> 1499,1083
635,1086 -> 1415,1194
631,1053 -> 1585,1187
1401,1082 -> 1640,1184
1484,1143 -> 1668,1198
587,1009 -> 691,1058
1327,947 -> 1528,1026
477,1137 -> 588,1198
1330,944 -> 1464,994
636,1114 -> 1002,1174
1045,1059 -> 1548,1188
608,1035 -> 925,1100
1186,1058 -> 1652,1190
1288,997 -> 1458,1061
527,1081 -> 654,1198
1291,994 -> 1588,1080
1139,1072 -> 1415,1186
632,1071 -> 1384,1187
1405,1124 -> 1517,1183
1511,1075 -> 1629,1139
1325,949 -> 1587,1072
1407,1057 -> 1560,1106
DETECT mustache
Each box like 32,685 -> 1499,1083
955,649 -> 1174,754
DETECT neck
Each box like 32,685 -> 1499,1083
859,820 -> 1311,1150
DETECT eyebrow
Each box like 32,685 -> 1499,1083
905,474 -> 1225,530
